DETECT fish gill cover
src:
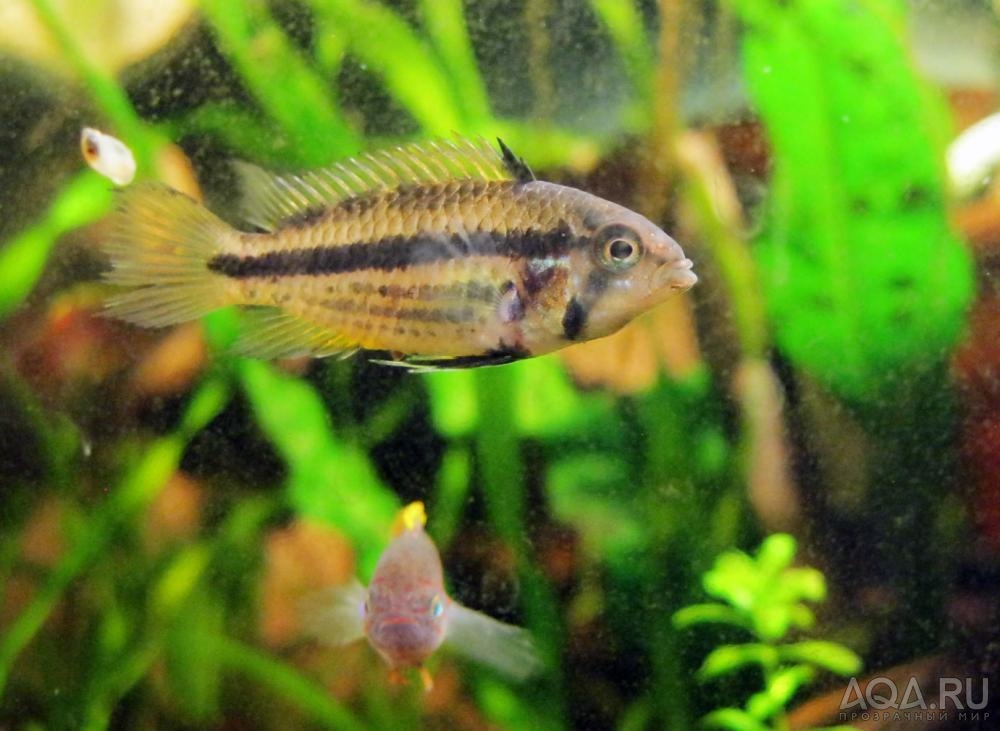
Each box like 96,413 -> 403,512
729,0 -> 974,400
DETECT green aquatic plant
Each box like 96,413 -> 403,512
724,0 -> 973,400
674,534 -> 862,731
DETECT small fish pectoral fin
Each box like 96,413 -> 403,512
233,307 -> 359,360
443,603 -> 544,681
233,137 -> 515,232
300,577 -> 367,647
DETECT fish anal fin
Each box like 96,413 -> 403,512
233,307 -> 358,360
234,137 -> 513,232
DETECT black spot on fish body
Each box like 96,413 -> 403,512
561,297 -> 587,340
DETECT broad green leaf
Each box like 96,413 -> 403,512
728,0 -> 973,399
780,641 -> 862,676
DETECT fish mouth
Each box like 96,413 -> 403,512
658,257 -> 698,291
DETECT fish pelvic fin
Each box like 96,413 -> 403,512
444,603 -> 544,682
103,183 -> 235,327
301,576 -> 368,647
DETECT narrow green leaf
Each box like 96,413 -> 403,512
0,172 -> 112,318
703,708 -> 771,731
308,0 -> 463,135
237,359 -> 398,574
672,603 -> 747,630
0,377 -> 229,696
418,0 -> 493,127
201,0 -> 359,165
779,641 -> 862,676
208,634 -> 365,731
746,664 -> 814,720
698,644 -> 778,680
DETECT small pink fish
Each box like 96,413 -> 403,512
307,503 -> 541,688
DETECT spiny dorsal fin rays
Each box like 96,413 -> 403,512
234,136 -> 516,232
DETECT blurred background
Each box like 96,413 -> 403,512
0,0 -> 997,728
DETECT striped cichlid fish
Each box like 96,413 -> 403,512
103,137 -> 696,368
306,502 -> 541,689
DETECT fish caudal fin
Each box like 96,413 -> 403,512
444,603 -> 544,681
301,577 -> 367,647
103,183 -> 234,327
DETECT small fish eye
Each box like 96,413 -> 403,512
608,238 -> 635,261
594,225 -> 643,271
431,596 -> 444,618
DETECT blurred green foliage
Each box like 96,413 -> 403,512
725,0 -> 974,400
675,535 -> 862,731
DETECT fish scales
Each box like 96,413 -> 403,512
102,137 -> 696,367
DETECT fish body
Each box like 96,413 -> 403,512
307,502 -> 541,684
103,138 -> 696,367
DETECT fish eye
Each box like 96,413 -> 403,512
595,225 -> 643,272
430,595 -> 444,618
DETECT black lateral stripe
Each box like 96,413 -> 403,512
208,223 -> 576,279
561,296 -> 587,340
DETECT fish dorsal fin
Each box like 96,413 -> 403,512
390,501 -> 427,537
234,137 -> 515,232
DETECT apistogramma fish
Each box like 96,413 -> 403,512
102,137 -> 696,368
306,502 -> 541,689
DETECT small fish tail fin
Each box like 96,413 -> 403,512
391,501 -> 427,537
301,577 -> 368,647
103,183 -> 235,327
444,603 -> 544,681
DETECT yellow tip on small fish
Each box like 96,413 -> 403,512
391,501 -> 427,536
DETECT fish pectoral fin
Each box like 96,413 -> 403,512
443,603 -> 544,681
233,137 -> 512,232
232,307 -> 359,360
300,577 -> 367,647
